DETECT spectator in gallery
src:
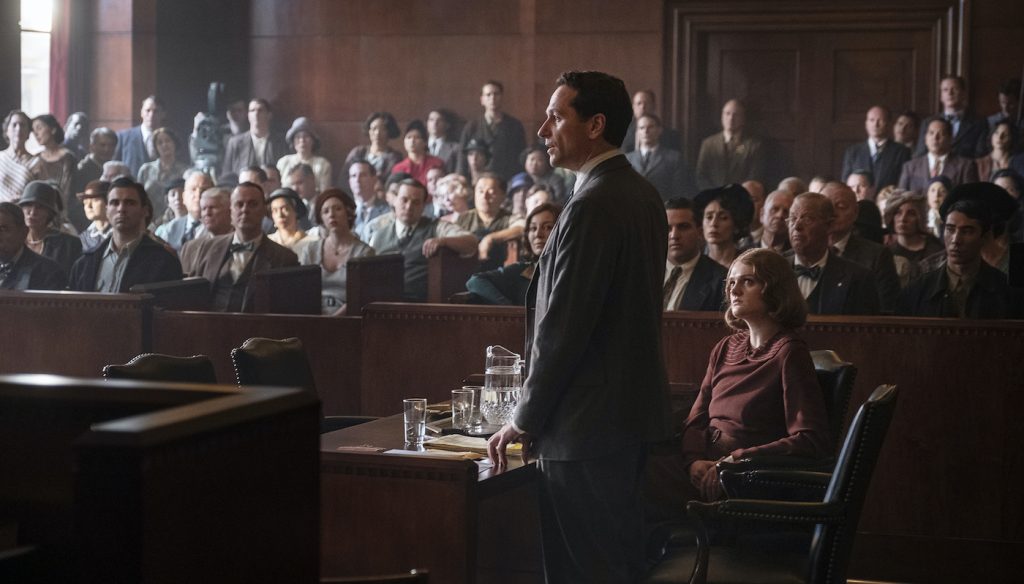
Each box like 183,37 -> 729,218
426,108 -> 461,173
348,159 -> 389,238
267,187 -> 314,251
459,80 -> 527,181
68,177 -> 183,293
883,191 -> 944,287
18,180 -> 81,275
298,188 -> 376,315
62,112 -> 89,161
76,180 -> 112,251
899,117 -> 978,193
345,111 -> 403,181
283,163 -> 319,225
925,175 -> 953,239
0,111 -> 35,203
101,161 -> 132,182
435,173 -> 472,224
975,119 -> 1017,182
845,169 -> 877,202
915,76 -> 986,159
114,95 -> 166,177
0,201 -> 66,290
777,176 -> 807,196
511,144 -> 567,202
154,178 -> 187,228
457,173 -> 523,271
30,114 -> 77,210
662,197 -> 727,312
840,105 -> 911,190
696,98 -> 766,190
222,98 -> 289,176
392,120 -> 446,187
178,186 -> 234,274
695,184 -> 754,268
756,189 -> 794,253
461,139 -> 491,188
524,184 -> 553,216
261,164 -> 282,194
626,113 -> 688,202
893,110 -> 920,153
899,182 -> 1022,318
277,117 -> 333,193
987,78 -> 1021,132
69,127 -> 118,230
466,202 -> 560,306
155,170 -> 215,251
621,89 -> 681,153
137,127 -> 191,222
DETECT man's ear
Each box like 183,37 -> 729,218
588,114 -> 606,140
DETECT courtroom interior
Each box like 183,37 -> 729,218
1,0 -> 1023,582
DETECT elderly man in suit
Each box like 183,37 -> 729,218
785,192 -> 880,315
0,202 -> 66,290
155,170 -> 214,251
822,181 -> 901,313
186,182 -> 298,311
69,177 -> 183,292
899,117 -> 979,193
626,113 -> 689,201
621,89 -> 681,153
488,71 -> 671,582
664,197 -> 726,311
222,99 -> 289,177
114,96 -> 165,177
756,189 -> 794,253
915,76 -> 987,159
179,187 -> 233,274
841,105 -> 911,190
696,98 -> 766,190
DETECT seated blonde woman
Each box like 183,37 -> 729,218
682,248 -> 831,501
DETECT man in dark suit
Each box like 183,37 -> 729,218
899,117 -> 979,193
695,99 -> 767,190
487,71 -> 671,582
626,113 -> 690,201
785,193 -> 880,315
186,182 -> 298,311
841,105 -> 911,190
663,197 -> 726,311
899,182 -> 1023,318
426,109 -> 461,172
621,89 -> 681,153
458,81 -> 527,181
914,76 -> 987,159
69,177 -> 182,292
0,202 -> 66,290
822,182 -> 901,313
114,95 -> 166,177
222,99 -> 289,177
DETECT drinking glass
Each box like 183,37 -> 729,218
403,398 -> 427,444
451,389 -> 475,429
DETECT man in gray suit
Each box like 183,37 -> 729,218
155,170 -> 214,251
426,109 -> 461,172
621,89 -> 681,153
222,99 -> 289,177
488,71 -> 671,582
695,98 -> 767,190
898,117 -> 979,192
626,113 -> 690,201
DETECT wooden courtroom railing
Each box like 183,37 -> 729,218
248,265 -> 322,314
346,253 -> 404,313
0,374 -> 319,583
427,247 -> 480,303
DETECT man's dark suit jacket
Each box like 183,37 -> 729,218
458,114 -> 527,181
433,140 -> 461,173
837,234 -> 901,313
625,147 -> 691,201
1,248 -> 66,290
785,251 -> 880,315
898,261 -> 1023,319
621,120 -> 681,153
113,125 -> 150,177
897,154 -> 979,193
840,141 -> 911,189
187,233 -> 298,312
515,154 -> 672,460
667,254 -> 726,312
914,111 -> 987,159
68,235 -> 183,292
222,131 -> 289,177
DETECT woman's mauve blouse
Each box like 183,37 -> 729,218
681,330 -> 831,469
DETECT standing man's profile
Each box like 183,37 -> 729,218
487,70 -> 671,582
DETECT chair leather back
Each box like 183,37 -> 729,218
809,384 -> 898,583
811,350 -> 857,452
102,353 -> 217,384
231,337 -> 317,394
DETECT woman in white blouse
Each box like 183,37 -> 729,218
276,117 -> 333,192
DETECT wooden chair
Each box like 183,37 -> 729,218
321,569 -> 429,583
129,277 -> 211,311
247,265 -> 321,314
102,353 -> 217,384
231,337 -> 374,433
646,384 -> 899,584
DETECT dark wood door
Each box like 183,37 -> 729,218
670,2 -> 963,186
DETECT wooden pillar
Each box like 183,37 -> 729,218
0,0 -> 21,114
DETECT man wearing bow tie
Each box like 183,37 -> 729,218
187,182 -> 298,311
784,192 -> 879,315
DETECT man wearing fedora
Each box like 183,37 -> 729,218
69,177 -> 183,292
277,117 -> 332,193
0,202 -> 66,290
77,180 -> 112,250
899,182 -> 1023,318
222,98 -> 288,177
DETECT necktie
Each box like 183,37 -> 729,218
184,220 -> 199,243
663,266 -> 682,309
930,158 -> 942,178
0,261 -> 12,282
229,242 -> 255,253
397,227 -> 411,247
794,265 -> 821,281
872,142 -> 883,164
642,151 -> 651,170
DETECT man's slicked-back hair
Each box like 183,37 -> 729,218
484,80 -> 504,93
664,197 -> 693,211
109,176 -> 151,210
555,70 -> 632,147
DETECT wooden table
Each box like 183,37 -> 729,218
319,413 -> 544,583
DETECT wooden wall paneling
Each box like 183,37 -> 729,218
0,291 -> 151,377
150,311 -> 363,416
969,0 -> 1024,117
359,304 -> 525,416
0,0 -> 20,114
